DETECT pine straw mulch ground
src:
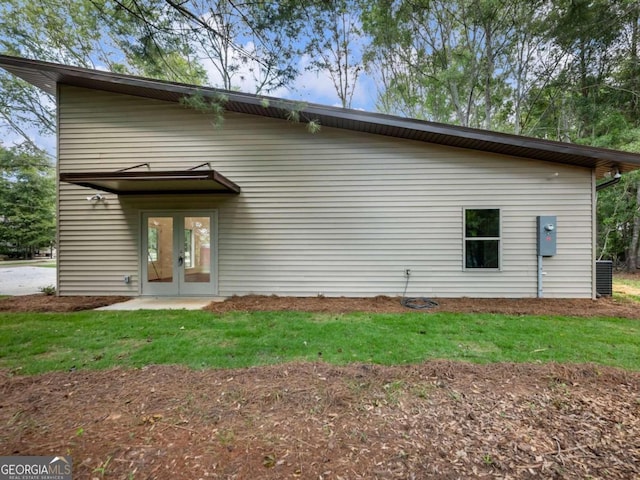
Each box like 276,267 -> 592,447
204,294 -> 640,319
0,295 -> 130,312
1,362 -> 638,479
1,292 -> 639,318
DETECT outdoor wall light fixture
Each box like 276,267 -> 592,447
603,168 -> 621,179
87,194 -> 105,201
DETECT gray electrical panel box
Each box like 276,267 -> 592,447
537,215 -> 557,256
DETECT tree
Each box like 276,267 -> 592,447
536,0 -> 626,140
362,0 -> 534,129
597,169 -> 640,271
363,0 -> 480,124
0,0 -> 209,151
143,0 -> 301,93
0,146 -> 56,259
542,0 -> 640,271
595,126 -> 640,271
294,0 -> 364,108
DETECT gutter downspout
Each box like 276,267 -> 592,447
596,171 -> 622,191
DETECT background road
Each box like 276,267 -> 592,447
0,266 -> 56,295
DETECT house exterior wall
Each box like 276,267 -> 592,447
57,85 -> 594,298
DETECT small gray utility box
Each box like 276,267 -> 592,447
537,216 -> 557,256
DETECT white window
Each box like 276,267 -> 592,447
464,208 -> 500,269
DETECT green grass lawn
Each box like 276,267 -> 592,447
1,310 -> 638,375
0,259 -> 57,268
615,275 -> 640,287
613,275 -> 640,301
38,260 -> 57,268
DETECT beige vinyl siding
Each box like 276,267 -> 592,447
57,85 -> 594,298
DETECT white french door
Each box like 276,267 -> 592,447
142,211 -> 217,296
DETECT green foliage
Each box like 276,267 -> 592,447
592,129 -> 640,269
616,276 -> 640,290
0,0 -> 210,148
145,0 -> 300,93
295,0 -> 364,108
107,0 -> 208,85
361,0 -> 640,143
179,91 -> 321,133
362,0 -> 542,130
39,285 -> 56,296
2,0 -> 639,148
0,1 -> 109,147
521,0 -> 640,141
285,108 -> 300,123
179,91 -> 228,128
0,145 -> 55,259
1,309 -> 639,375
306,119 -> 321,134
270,99 -> 322,133
597,179 -> 636,265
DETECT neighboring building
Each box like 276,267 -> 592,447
2,55 -> 640,298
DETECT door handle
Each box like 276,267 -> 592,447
178,256 -> 184,267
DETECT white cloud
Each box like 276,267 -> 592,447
274,55 -> 340,105
277,58 -> 377,111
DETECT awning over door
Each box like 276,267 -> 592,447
60,169 -> 241,195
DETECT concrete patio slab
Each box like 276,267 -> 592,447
95,297 -> 225,311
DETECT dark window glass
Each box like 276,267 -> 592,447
465,209 -> 500,269
465,240 -> 499,268
465,209 -> 499,238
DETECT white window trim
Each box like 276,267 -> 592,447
462,207 -> 502,271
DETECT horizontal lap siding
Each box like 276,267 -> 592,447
58,86 -> 593,297
56,183 -> 139,295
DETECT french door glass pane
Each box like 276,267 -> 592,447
147,217 -> 173,282
184,216 -> 211,283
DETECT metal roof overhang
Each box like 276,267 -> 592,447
59,170 -> 241,195
3,55 -> 640,179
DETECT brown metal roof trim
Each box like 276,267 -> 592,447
3,54 -> 640,178
60,170 -> 241,195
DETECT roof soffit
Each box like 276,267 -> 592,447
2,54 -> 640,177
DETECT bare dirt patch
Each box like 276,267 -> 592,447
615,284 -> 640,296
1,362 -> 638,479
613,273 -> 640,296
